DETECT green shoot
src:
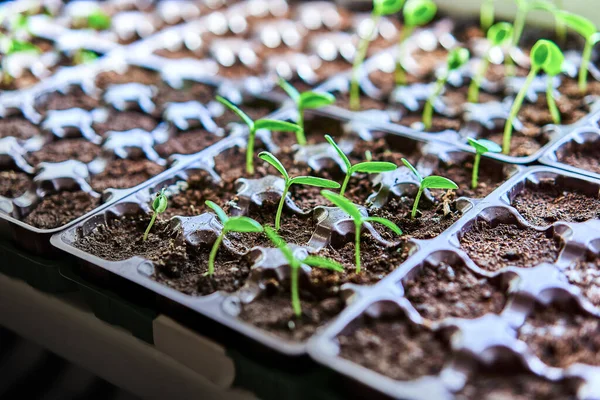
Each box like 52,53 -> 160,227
350,0 -> 404,110
264,226 -> 343,317
556,11 -> 599,93
401,158 -> 458,218
143,189 -> 168,241
423,48 -> 469,130
217,96 -> 301,174
325,134 -> 396,196
480,0 -> 495,32
467,138 -> 502,189
74,49 -> 99,65
395,0 -> 437,85
258,151 -> 340,230
205,201 -> 263,276
278,79 -> 335,144
553,0 -> 566,45
87,9 -> 111,30
503,39 -> 564,154
321,190 -> 402,273
468,22 -> 513,103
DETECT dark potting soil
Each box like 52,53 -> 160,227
403,261 -> 506,321
211,103 -> 275,129
155,129 -> 221,158
95,67 -> 160,90
0,117 -> 41,140
565,256 -> 600,309
27,138 -> 101,165
90,159 -> 165,192
217,63 -> 265,81
35,88 -> 99,115
338,313 -> 450,381
558,140 -> 600,175
460,220 -> 560,272
0,171 -> 31,198
518,301 -> 600,369
435,156 -> 509,199
93,111 -> 158,137
23,190 -> 100,229
512,179 -> 600,226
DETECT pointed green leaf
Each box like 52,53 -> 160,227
363,217 -> 403,235
374,0 -> 405,16
487,22 -> 513,46
557,11 -> 596,39
350,161 -> 397,174
7,39 -> 40,54
467,138 -> 502,154
298,91 -> 335,109
403,0 -> 437,27
401,158 -> 422,181
264,226 -> 295,264
205,200 -> 229,223
278,78 -> 300,102
258,151 -> 289,180
225,216 -> 263,233
290,176 -> 341,188
421,176 -> 458,190
447,48 -> 470,71
216,96 -> 254,129
254,119 -> 301,132
325,135 -> 351,172
87,9 -> 111,30
302,255 -> 344,272
152,189 -> 168,213
321,190 -> 363,222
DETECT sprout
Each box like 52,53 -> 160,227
401,158 -> 458,219
143,189 -> 168,241
258,151 -> 340,230
468,22 -> 513,103
480,0 -> 495,32
325,134 -> 396,196
278,78 -> 335,144
87,9 -> 111,30
321,190 -> 402,273
74,49 -> 99,65
395,0 -> 437,85
264,226 -> 343,317
350,0 -> 404,110
556,11 -> 599,93
423,48 -> 470,130
467,138 -> 502,189
217,96 -> 301,174
205,201 -> 263,277
503,39 -> 564,154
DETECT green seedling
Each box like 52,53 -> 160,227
325,134 -> 396,196
205,201 -> 263,277
278,78 -> 335,144
259,151 -> 340,230
503,39 -> 564,154
556,11 -> 599,93
480,0 -> 495,32
467,138 -> 502,189
217,96 -> 301,174
423,48 -> 470,130
321,190 -> 402,273
468,22 -> 513,103
74,49 -> 99,65
401,158 -> 458,219
87,9 -> 111,30
395,0 -> 437,85
264,226 -> 343,317
143,189 -> 168,241
350,0 -> 404,110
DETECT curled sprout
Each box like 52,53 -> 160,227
278,78 -> 335,144
325,134 -> 396,196
259,151 -> 340,230
423,48 -> 470,130
321,190 -> 402,273
395,0 -> 437,85
350,0 -> 405,110
503,39 -> 564,154
205,201 -> 263,277
143,189 -> 168,242
467,138 -> 502,189
264,226 -> 343,317
217,96 -> 301,174
401,158 -> 458,219
468,22 -> 513,103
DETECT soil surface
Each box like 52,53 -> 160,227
23,191 -> 100,229
0,118 -> 41,140
0,171 -> 31,198
512,179 -> 600,226
558,141 -> 600,175
155,129 -> 221,158
93,111 -> 158,137
35,88 -> 99,115
27,139 -> 101,165
404,261 -> 506,321
518,301 -> 600,369
338,313 -> 450,381
460,220 -> 560,272
90,159 -> 165,192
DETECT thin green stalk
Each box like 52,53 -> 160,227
208,232 -> 224,276
506,6 -> 526,77
471,153 -> 481,189
411,187 -> 423,219
481,0 -> 494,32
555,0 -> 566,45
468,57 -> 490,103
579,38 -> 593,94
142,212 -> 157,241
355,223 -> 361,273
422,75 -> 445,129
275,183 -> 289,230
296,106 -> 306,145
350,15 -> 380,110
246,129 -> 255,174
503,68 -> 537,154
340,173 -> 350,196
395,25 -> 414,85
546,76 -> 560,124
291,264 -> 301,317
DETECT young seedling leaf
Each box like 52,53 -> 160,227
421,176 -> 458,190
264,226 -> 295,264
152,189 -> 168,213
302,255 -> 345,272
254,119 -> 301,133
403,0 -> 437,27
225,217 -> 263,233
557,11 -> 596,39
374,0 -> 405,16
467,138 -> 502,154
290,176 -> 341,188
216,95 -> 254,129
7,39 -> 40,54
298,91 -> 335,109
278,78 -> 300,102
351,161 -> 397,174
325,135 -> 351,172
205,200 -> 229,224
543,41 -> 564,76
401,158 -> 423,181
487,22 -> 513,46
530,39 -> 552,69
87,9 -> 111,30
363,216 -> 403,235
321,190 -> 363,221
259,151 -> 289,180
447,48 -> 470,71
